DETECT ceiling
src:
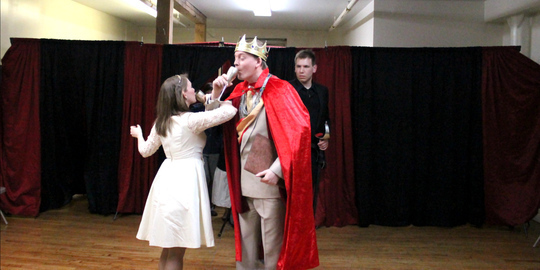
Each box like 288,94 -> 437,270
72,0 -> 495,31
72,0 -> 373,31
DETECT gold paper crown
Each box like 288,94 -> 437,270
235,35 -> 268,61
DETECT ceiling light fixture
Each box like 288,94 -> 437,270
122,0 -> 157,18
253,0 -> 272,16
329,0 -> 359,31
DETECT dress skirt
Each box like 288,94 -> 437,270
136,157 -> 215,248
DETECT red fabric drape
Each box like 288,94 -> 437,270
312,47 -> 358,227
0,38 -> 41,216
116,42 -> 163,213
482,47 -> 540,226
224,69 -> 319,269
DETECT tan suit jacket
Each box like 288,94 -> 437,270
239,107 -> 282,199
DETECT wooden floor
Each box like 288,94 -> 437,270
1,195 -> 540,269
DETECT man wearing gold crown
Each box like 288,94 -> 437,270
211,35 -> 319,269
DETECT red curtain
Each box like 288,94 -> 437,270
0,38 -> 42,216
4,40 -> 538,228
116,42 -> 163,213
482,47 -> 540,226
312,47 -> 358,227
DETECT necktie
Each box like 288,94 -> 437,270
246,88 -> 254,112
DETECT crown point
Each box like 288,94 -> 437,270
235,34 -> 268,61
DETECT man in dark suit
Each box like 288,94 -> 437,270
289,49 -> 330,218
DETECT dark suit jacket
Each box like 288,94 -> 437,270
289,78 -> 330,141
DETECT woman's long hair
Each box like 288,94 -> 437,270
155,74 -> 190,137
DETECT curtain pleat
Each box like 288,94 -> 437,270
311,47 -> 358,227
116,42 -> 163,214
482,47 -> 540,226
351,47 -> 484,227
2,39 -> 539,229
40,40 -> 125,214
0,38 -> 42,217
266,47 -> 297,81
161,45 -> 234,90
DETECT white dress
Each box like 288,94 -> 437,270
135,104 -> 237,248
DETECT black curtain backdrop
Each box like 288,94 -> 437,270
266,47 -> 297,81
161,45 -> 234,90
351,47 -> 484,227
40,40 -> 125,214
2,38 -> 540,228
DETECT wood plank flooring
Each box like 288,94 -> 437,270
1,194 -> 540,269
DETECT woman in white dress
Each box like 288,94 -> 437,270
130,74 -> 237,270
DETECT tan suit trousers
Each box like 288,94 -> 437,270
236,197 -> 285,270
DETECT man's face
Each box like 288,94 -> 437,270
234,51 -> 260,83
295,58 -> 317,85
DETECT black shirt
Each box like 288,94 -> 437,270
289,79 -> 330,145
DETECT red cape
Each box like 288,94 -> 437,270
223,68 -> 319,269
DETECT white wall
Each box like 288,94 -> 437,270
501,13 -> 540,63
328,0 -> 540,63
1,0 -> 539,63
0,0 -> 328,57
325,0 -> 506,48
206,28 -> 328,48
484,0 -> 540,63
0,0 -> 328,56
372,0 -> 504,47
532,14 -> 540,63
136,26 -> 328,48
1,0 -> 140,58
485,0 -> 540,21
